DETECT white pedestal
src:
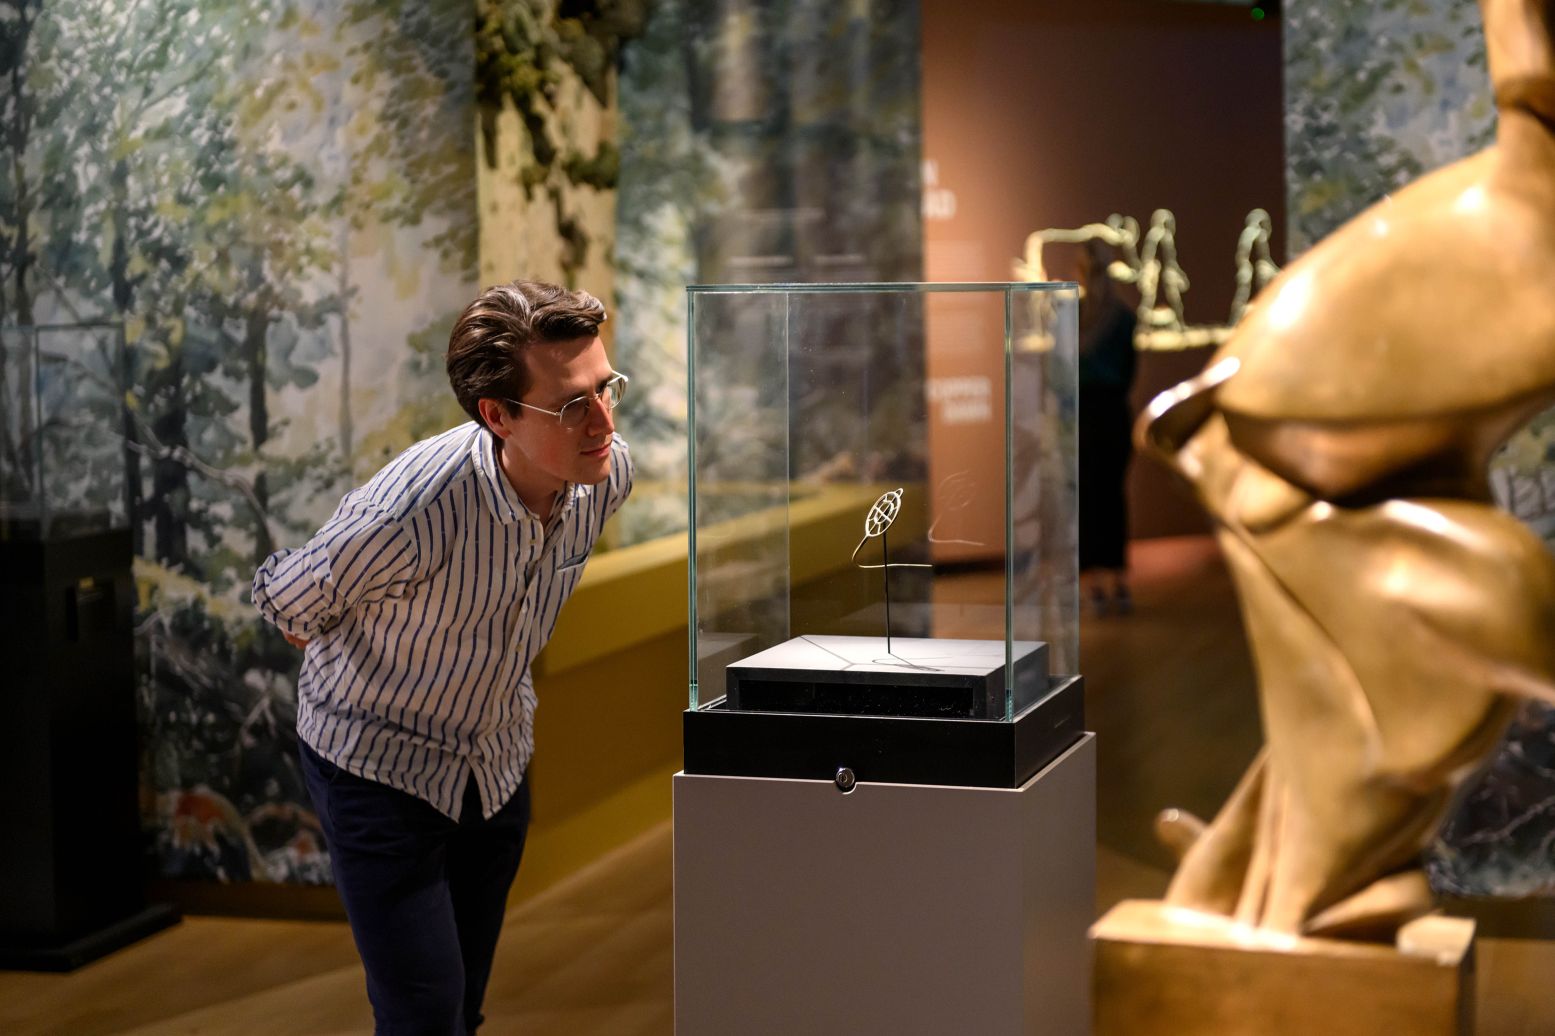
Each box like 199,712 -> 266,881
673,732 -> 1095,1035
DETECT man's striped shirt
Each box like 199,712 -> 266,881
252,422 -> 632,819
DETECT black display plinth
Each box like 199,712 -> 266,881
0,530 -> 180,970
685,674 -> 1084,789
726,635 -> 1049,719
0,902 -> 181,972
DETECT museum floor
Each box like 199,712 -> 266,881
1,534 -> 1261,1036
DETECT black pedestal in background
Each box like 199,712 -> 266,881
0,530 -> 179,970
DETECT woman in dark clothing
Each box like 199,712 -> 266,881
1076,240 -> 1138,615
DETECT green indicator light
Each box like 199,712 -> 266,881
1251,7 -> 1266,19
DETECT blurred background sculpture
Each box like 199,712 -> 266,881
1137,0 -> 1555,938
1018,206 -> 1279,351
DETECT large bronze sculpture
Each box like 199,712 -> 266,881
1138,0 -> 1555,939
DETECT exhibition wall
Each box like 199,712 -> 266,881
481,0 -> 925,542
4,0 -> 924,908
611,0 -> 925,540
920,0 -> 1285,540
0,0 -> 477,897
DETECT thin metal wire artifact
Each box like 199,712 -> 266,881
851,488 -> 931,659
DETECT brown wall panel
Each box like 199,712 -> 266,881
922,0 -> 1284,538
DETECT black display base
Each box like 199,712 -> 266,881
0,901 -> 181,972
726,635 -> 1050,720
2,529 -> 152,962
685,674 -> 1084,789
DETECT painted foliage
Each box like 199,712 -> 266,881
0,0 -> 476,883
474,0 -> 648,301
473,0 -> 924,542
613,0 -> 925,542
1285,0 -> 1555,898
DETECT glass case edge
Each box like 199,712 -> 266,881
685,289 -> 699,711
1003,288 -> 1016,722
684,281 -> 1079,295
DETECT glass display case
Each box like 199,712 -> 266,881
683,283 -> 1083,788
0,323 -> 130,541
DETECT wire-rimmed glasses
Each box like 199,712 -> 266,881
504,372 -> 628,430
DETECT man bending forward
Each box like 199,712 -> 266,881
252,280 -> 632,1034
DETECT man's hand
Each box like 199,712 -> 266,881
284,632 -> 311,650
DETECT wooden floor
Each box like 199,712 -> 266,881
2,535 -> 1259,1036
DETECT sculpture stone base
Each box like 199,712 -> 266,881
1092,900 -> 1475,1036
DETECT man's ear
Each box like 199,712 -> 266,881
477,398 -> 515,438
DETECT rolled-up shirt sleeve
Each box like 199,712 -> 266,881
252,496 -> 420,640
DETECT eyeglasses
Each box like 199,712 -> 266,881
504,372 -> 628,430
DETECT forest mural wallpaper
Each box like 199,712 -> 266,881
480,0 -> 924,545
1,0 -> 922,890
474,0 -> 648,305
0,0 -> 477,885
1286,0 -> 1555,900
611,0 -> 923,542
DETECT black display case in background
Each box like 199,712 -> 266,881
0,528 -> 178,970
1,322 -> 179,968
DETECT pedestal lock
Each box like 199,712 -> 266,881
834,767 -> 857,793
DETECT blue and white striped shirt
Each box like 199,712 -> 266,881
252,422 -> 633,819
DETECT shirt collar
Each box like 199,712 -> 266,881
468,425 -> 580,525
